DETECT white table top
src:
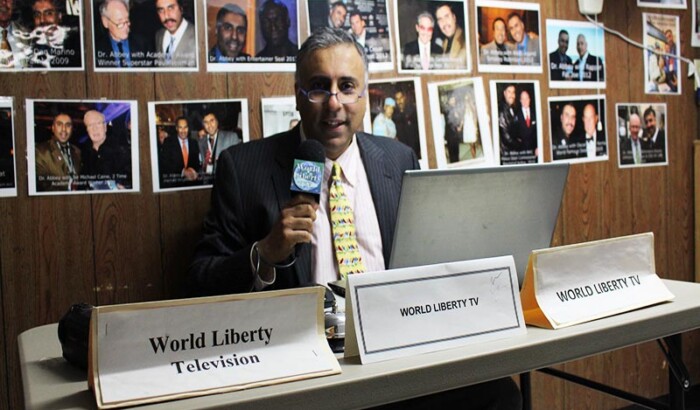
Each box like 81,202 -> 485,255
19,279 -> 700,410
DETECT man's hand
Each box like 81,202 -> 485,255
183,167 -> 198,181
257,194 -> 319,264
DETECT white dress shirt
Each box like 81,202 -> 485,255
161,19 -> 189,54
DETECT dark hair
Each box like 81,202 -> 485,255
558,29 -> 568,38
216,3 -> 247,28
259,0 -> 289,20
349,10 -> 363,20
492,17 -> 505,30
507,12 -> 523,24
330,1 -> 347,13
296,27 -> 367,83
643,106 -> 656,119
175,116 -> 189,127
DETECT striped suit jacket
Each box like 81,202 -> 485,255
188,126 -> 419,296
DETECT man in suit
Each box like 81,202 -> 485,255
198,111 -> 241,178
96,0 -> 150,68
35,112 -> 81,192
154,0 -> 196,67
0,0 -> 30,68
256,0 -> 297,59
507,12 -> 540,66
549,29 -> 573,81
582,103 -> 606,159
189,27 -> 521,409
434,3 -> 466,70
552,103 -> 584,161
401,12 -> 441,70
620,113 -> 643,165
480,17 -> 513,65
393,90 -> 420,158
160,116 -> 201,187
208,3 -> 249,63
498,84 -> 519,162
574,34 -> 604,82
513,88 -> 537,162
81,110 -> 132,190
643,106 -> 666,163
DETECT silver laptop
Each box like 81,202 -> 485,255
389,163 -> 569,285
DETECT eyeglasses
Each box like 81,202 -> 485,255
298,87 -> 365,105
418,25 -> 433,32
104,15 -> 130,29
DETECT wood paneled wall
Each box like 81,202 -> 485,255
1,1 -> 699,408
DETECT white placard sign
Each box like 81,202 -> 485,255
345,257 -> 526,364
521,232 -> 675,329
89,287 -> 340,409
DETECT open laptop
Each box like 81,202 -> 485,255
388,163 -> 569,285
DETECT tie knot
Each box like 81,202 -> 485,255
332,162 -> 342,180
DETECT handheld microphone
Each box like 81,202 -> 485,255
290,139 -> 325,203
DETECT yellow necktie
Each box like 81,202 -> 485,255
329,162 -> 365,279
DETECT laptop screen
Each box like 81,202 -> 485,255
389,163 -> 569,285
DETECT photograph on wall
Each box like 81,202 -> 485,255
489,80 -> 542,166
0,98 -> 17,197
616,103 -> 668,168
92,0 -> 198,72
546,19 -> 605,89
394,0 -> 470,74
427,77 -> 493,169
643,13 -> 681,95
261,96 -> 299,137
307,0 -> 393,71
694,0 -> 700,46
205,0 -> 299,72
548,95 -> 608,164
149,99 -> 249,192
638,0 -> 687,9
475,0 -> 542,74
363,77 -> 429,169
1,0 -> 83,71
26,99 -> 139,196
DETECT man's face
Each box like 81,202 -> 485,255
560,105 -> 576,137
519,90 -> 530,109
261,5 -> 288,46
629,114 -> 641,140
52,114 -> 73,144
436,6 -> 456,38
84,111 -> 107,145
576,35 -> 587,57
0,0 -> 14,27
176,119 -> 188,140
295,44 -> 366,159
558,32 -> 569,54
202,114 -> 219,136
507,15 -> 524,44
493,20 -> 506,45
156,0 -> 183,34
384,104 -> 394,117
33,0 -> 61,27
350,14 -> 364,36
395,91 -> 406,111
415,16 -> 433,44
665,30 -> 674,44
217,12 -> 246,57
645,112 -> 657,134
582,105 -> 597,136
329,5 -> 346,28
503,85 -> 515,106
102,0 -> 130,41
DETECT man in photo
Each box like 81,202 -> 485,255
372,97 -> 396,138
549,29 -> 573,81
620,112 -> 643,165
480,17 -> 513,65
160,116 -> 201,186
96,0 -> 150,68
28,0 -> 81,68
435,3 -> 466,69
154,0 -> 196,67
401,12 -> 441,70
514,88 -> 536,160
209,3 -> 249,63
573,34 -> 604,82
581,103 -> 605,159
349,11 -> 367,49
393,90 -> 420,157
507,12 -> 539,65
663,32 -> 678,92
198,111 -> 241,176
81,110 -> 131,190
498,84 -> 519,160
256,0 -> 297,59
642,106 -> 666,163
327,1 -> 347,29
552,103 -> 583,160
0,0 -> 29,68
35,112 -> 81,191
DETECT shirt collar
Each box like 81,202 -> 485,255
166,19 -> 188,42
